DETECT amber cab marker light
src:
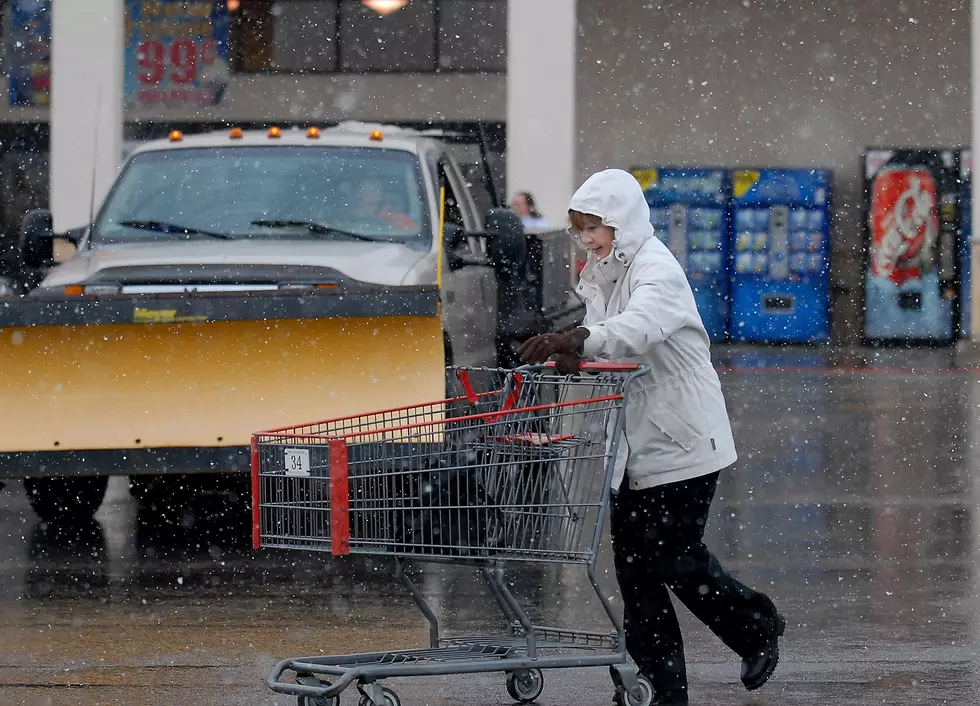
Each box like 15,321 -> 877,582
369,129 -> 384,141
64,285 -> 84,296
169,130 -> 183,142
307,127 -> 321,139
316,283 -> 339,290
229,127 -> 244,139
268,126 -> 282,139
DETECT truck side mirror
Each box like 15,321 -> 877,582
442,223 -> 466,269
19,209 -> 55,270
0,276 -> 18,297
484,208 -> 527,272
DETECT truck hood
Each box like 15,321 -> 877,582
39,239 -> 431,289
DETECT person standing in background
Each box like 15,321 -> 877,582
511,191 -> 550,229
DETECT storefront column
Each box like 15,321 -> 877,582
506,0 -> 576,228
972,0 -> 980,339
51,0 -> 124,232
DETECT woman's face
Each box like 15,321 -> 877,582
572,213 -> 615,259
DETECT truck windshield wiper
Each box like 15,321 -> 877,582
117,220 -> 235,240
250,219 -> 379,242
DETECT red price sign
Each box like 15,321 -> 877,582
137,39 -> 217,86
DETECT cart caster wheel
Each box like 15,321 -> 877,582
613,675 -> 654,706
506,668 -> 544,703
358,687 -> 401,706
295,677 -> 339,706
297,694 -> 339,706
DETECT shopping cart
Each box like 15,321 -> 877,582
252,363 -> 653,706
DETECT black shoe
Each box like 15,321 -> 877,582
741,613 -> 785,690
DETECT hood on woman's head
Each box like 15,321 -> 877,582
568,169 -> 653,264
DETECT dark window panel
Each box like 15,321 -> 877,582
231,0 -> 507,75
438,0 -> 506,72
270,0 -> 339,72
339,0 -> 436,73
237,0 -> 274,72
1,152 -> 48,246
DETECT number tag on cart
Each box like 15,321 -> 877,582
283,448 -> 311,477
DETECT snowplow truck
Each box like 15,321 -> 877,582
0,122 -> 582,522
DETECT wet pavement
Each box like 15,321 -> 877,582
2,349 -> 980,705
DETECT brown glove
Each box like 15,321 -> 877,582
553,352 -> 583,375
518,328 -> 590,365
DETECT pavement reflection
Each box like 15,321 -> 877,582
1,350 -> 979,704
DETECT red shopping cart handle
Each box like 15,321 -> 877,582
543,361 -> 643,372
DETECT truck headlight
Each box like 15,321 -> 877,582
82,285 -> 120,295
279,284 -> 342,293
62,285 -> 120,296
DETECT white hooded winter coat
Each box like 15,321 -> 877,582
571,169 -> 737,491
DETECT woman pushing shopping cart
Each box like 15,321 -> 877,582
519,169 -> 784,704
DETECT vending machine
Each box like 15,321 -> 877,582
631,167 -> 730,342
959,149 -> 972,338
863,149 -> 959,344
728,168 -> 832,343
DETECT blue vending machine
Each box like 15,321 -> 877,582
631,167 -> 730,342
959,149 -> 972,338
729,169 -> 832,343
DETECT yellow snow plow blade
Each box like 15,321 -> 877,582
0,315 -> 444,453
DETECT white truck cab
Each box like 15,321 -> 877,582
26,122 -> 518,366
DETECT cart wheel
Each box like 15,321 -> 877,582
357,687 -> 401,706
506,669 -> 545,703
613,675 -> 654,706
297,694 -> 339,706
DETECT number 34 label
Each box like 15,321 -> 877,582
284,448 -> 311,477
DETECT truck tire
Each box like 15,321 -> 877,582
128,475 -> 155,503
23,476 -> 109,524
129,475 -> 196,521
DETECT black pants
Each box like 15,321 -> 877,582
610,470 -> 780,696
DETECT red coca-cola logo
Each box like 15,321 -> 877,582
871,169 -> 938,286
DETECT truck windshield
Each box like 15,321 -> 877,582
93,146 -> 430,248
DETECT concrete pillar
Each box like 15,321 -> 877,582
970,376 -> 980,650
972,0 -> 980,339
506,0 -> 576,229
51,0 -> 124,233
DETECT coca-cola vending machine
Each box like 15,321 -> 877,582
863,149 -> 960,344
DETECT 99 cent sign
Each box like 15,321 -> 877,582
8,0 -> 231,108
125,0 -> 231,109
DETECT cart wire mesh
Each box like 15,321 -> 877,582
252,365 -> 639,564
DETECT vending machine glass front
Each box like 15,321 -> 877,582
730,169 -> 832,343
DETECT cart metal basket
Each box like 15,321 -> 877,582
252,363 -> 654,706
